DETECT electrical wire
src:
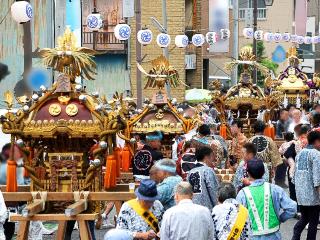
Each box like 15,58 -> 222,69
0,8 -> 10,25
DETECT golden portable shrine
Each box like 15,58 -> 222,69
120,56 -> 199,158
273,46 -> 310,105
0,28 -> 135,239
210,46 -> 281,139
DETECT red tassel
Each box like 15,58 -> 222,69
220,124 -> 227,139
6,160 -> 17,192
122,146 -> 130,172
264,126 -> 274,139
104,155 -> 117,189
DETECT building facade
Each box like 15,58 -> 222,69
200,0 -> 295,89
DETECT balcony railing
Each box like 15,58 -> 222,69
239,8 -> 267,20
82,31 -> 126,52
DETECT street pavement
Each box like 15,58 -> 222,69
41,216 -> 309,240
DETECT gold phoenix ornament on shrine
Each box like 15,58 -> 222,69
137,55 -> 184,90
39,26 -> 97,81
225,46 -> 270,76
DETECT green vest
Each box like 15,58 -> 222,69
243,182 -> 280,236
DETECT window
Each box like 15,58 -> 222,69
239,0 -> 267,20
298,32 -> 314,58
229,0 -> 233,8
239,0 -> 266,8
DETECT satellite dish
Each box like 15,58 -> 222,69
26,68 -> 51,92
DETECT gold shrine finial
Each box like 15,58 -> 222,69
137,55 -> 186,90
3,90 -> 13,110
151,55 -> 170,69
225,45 -> 269,77
286,46 -> 300,67
286,46 -> 297,58
239,46 -> 256,61
56,26 -> 78,52
39,27 -> 97,81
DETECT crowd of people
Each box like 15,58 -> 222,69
107,103 -> 320,240
1,103 -> 320,240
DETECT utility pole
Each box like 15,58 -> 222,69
232,0 -> 239,86
161,0 -> 171,98
252,0 -> 258,84
135,0 -> 142,108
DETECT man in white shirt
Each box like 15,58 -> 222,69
160,181 -> 214,240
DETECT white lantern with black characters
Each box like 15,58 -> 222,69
297,36 -> 305,45
254,30 -> 264,40
206,32 -> 217,45
264,32 -> 274,42
282,32 -> 291,42
304,36 -> 312,44
137,29 -> 153,45
192,34 -> 205,47
114,23 -> 131,41
243,27 -> 254,39
273,32 -> 282,43
175,35 -> 189,48
11,1 -> 33,23
220,29 -> 230,40
156,33 -> 171,48
86,13 -> 103,31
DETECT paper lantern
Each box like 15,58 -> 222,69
297,36 -> 305,45
220,29 -> 231,40
304,36 -> 312,44
206,32 -> 217,45
86,13 -> 103,31
243,28 -> 254,39
254,30 -> 264,40
282,32 -> 291,42
114,23 -> 131,40
156,33 -> 171,48
11,1 -> 33,23
192,34 -> 205,47
273,32 -> 282,43
264,32 -> 274,42
290,34 -> 298,43
312,36 -> 320,44
137,29 -> 153,45
175,35 -> 189,48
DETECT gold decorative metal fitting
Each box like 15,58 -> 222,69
66,104 -> 78,116
49,104 -> 62,116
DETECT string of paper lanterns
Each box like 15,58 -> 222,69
243,27 -> 320,45
114,23 -> 230,48
9,2 -> 229,48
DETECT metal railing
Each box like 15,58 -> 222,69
82,31 -> 126,51
239,8 -> 267,20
